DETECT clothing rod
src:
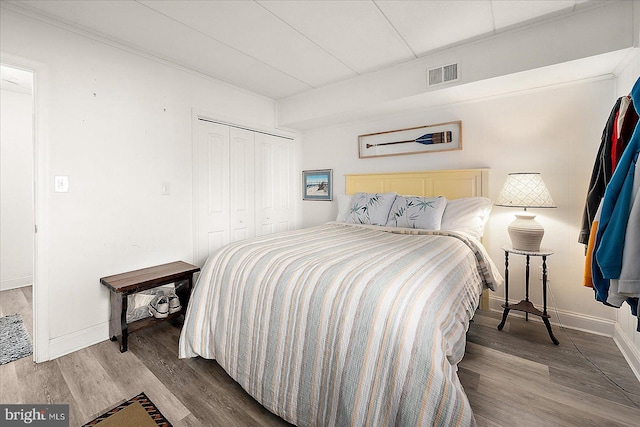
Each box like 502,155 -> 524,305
197,117 -> 294,140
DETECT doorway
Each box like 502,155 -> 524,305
0,64 -> 36,358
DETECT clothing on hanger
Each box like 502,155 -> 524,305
592,76 -> 640,331
613,96 -> 638,171
579,97 -> 623,245
583,201 -> 601,288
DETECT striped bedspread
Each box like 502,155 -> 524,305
179,222 -> 502,427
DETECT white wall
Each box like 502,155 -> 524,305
1,87 -> 34,291
300,77 -> 620,334
1,8 -> 280,359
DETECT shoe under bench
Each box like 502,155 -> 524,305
100,261 -> 200,353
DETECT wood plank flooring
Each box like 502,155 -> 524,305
1,286 -> 639,426
461,311 -> 640,426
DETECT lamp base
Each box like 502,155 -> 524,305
508,212 -> 544,252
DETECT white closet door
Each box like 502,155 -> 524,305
255,133 -> 295,236
193,119 -> 230,266
229,127 -> 255,242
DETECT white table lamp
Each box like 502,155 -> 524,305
495,173 -> 556,252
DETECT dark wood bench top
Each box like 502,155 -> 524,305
100,261 -> 200,294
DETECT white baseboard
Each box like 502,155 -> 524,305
488,295 -> 616,337
1,276 -> 32,291
47,321 -> 109,361
613,323 -> 640,384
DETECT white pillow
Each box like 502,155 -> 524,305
346,192 -> 397,225
385,196 -> 447,229
440,197 -> 493,239
335,194 -> 353,222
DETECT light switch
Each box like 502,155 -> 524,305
161,182 -> 171,196
54,176 -> 69,193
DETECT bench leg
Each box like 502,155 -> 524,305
176,278 -> 193,315
109,291 -> 129,352
119,332 -> 128,352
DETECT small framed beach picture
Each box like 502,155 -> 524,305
303,169 -> 333,201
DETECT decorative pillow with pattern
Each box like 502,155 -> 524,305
346,192 -> 397,225
385,195 -> 447,229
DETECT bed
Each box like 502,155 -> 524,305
179,169 -> 503,427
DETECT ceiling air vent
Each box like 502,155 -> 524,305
427,63 -> 459,86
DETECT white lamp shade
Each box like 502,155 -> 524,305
495,173 -> 555,208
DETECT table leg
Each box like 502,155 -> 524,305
497,307 -> 510,331
498,251 -> 510,331
542,317 -> 559,345
525,255 -> 530,321
542,256 -> 559,345
504,251 -> 509,305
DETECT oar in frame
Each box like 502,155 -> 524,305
365,130 -> 452,149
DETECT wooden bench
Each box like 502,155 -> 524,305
100,261 -> 200,352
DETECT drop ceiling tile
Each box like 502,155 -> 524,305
259,0 -> 414,74
140,0 -> 356,88
492,0 -> 578,29
193,52 -> 312,100
15,0 -> 311,99
376,0 -> 494,55
7,0 -> 602,101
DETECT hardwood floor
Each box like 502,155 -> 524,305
1,286 -> 639,426
461,311 -> 640,426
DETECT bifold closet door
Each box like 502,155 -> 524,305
255,132 -> 295,236
194,119 -> 293,266
229,127 -> 255,242
193,119 -> 230,267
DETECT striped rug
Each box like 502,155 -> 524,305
83,393 -> 172,427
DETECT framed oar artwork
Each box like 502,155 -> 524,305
358,120 -> 461,158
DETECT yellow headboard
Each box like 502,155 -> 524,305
345,169 -> 489,199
